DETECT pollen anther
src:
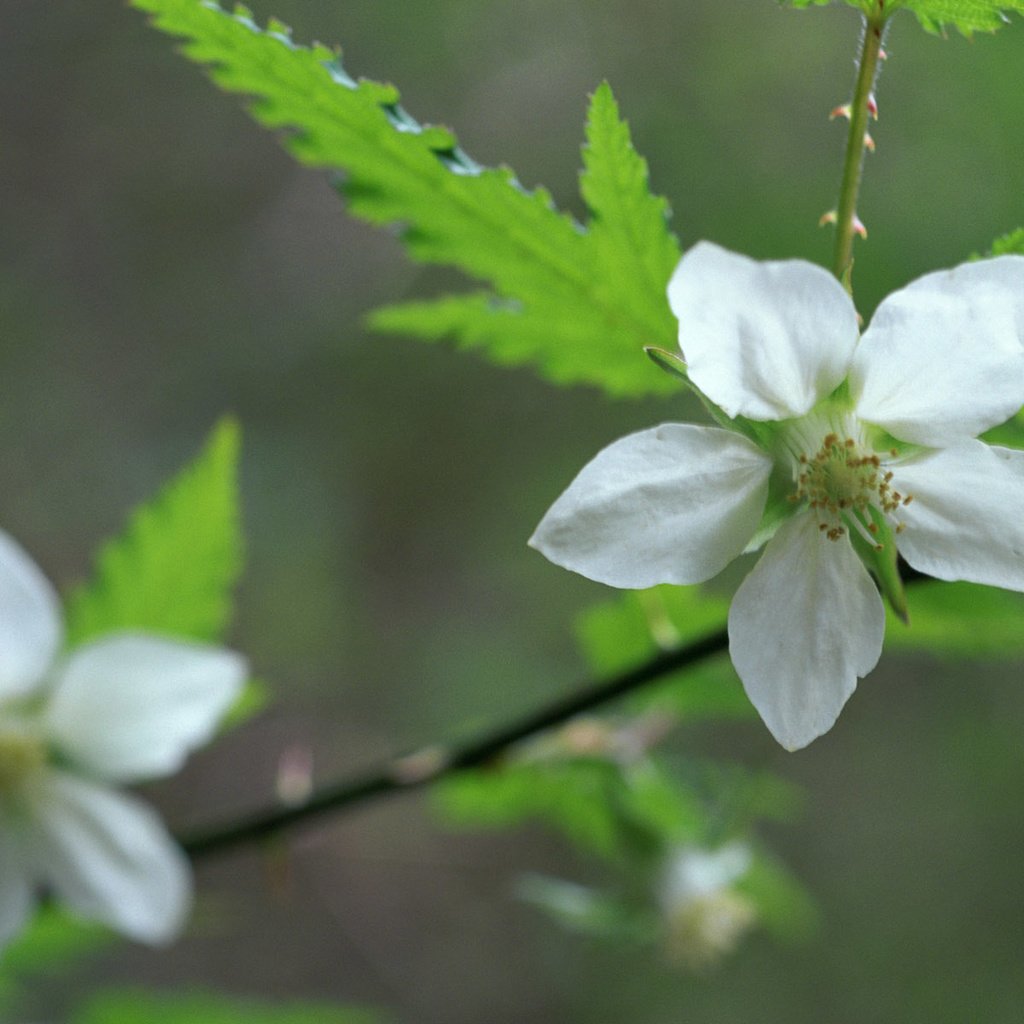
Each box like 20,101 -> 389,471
789,429 -> 913,546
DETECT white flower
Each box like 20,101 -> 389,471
0,530 -> 246,949
531,241 -> 1024,750
659,843 -> 755,969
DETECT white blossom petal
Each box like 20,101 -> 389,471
0,531 -> 62,700
662,844 -> 752,906
893,442 -> 1024,591
45,635 -> 246,784
25,770 -> 190,944
529,424 -> 773,588
852,256 -> 1024,445
667,241 -> 860,421
0,829 -> 33,950
728,513 -> 885,750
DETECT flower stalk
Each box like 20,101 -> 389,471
833,9 -> 889,284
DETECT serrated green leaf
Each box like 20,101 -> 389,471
578,82 -> 682,349
576,586 -> 754,721
899,0 -> 1024,32
64,417 -> 243,647
888,579 -> 1024,658
783,0 -> 1024,35
74,991 -> 380,1024
368,292 -> 587,380
132,2 -> 680,397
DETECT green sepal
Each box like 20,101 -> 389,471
644,346 -> 688,383
643,347 -> 739,432
743,472 -> 798,555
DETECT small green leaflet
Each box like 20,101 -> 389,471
73,991 -> 380,1024
132,1 -> 680,397
784,0 -> 1024,35
64,417 -> 243,647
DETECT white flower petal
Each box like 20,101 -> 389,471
728,513 -> 885,750
529,424 -> 773,588
663,844 -> 752,906
25,770 -> 190,944
0,531 -> 62,700
852,256 -> 1024,445
667,241 -> 860,421
45,634 -> 246,784
0,829 -> 33,950
893,441 -> 1024,591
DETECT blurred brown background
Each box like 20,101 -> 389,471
3,1 -> 1024,1020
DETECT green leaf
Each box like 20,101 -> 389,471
577,82 -> 682,357
368,292 -> 578,377
898,0 -> 1024,32
436,757 -> 704,863
132,2 -> 679,397
64,417 -> 243,647
74,991 -> 380,1024
739,852 -> 818,942
990,227 -> 1024,256
576,586 -> 754,721
889,579 -> 1024,658
783,0 -> 1024,35
0,909 -> 110,1015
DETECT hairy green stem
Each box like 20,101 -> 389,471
833,8 -> 889,283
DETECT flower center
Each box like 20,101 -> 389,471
0,726 -> 47,796
790,431 -> 913,547
664,889 -> 757,969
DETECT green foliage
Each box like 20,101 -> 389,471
436,756 -> 705,864
132,1 -> 680,397
64,417 -> 243,647
0,910 -> 110,1015
575,81 -> 682,362
889,580 -> 1024,658
990,227 -> 1024,255
784,0 -> 1024,34
576,585 -> 754,721
74,991 -> 380,1024
900,0 -> 1024,31
739,852 -> 819,942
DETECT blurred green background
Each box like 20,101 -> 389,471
3,0 -> 1024,1020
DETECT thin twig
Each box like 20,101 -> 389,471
181,627 -> 729,858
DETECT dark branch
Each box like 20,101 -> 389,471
181,626 -> 729,858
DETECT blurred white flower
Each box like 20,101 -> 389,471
660,843 -> 755,969
531,242 -> 1024,749
0,531 -> 245,950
